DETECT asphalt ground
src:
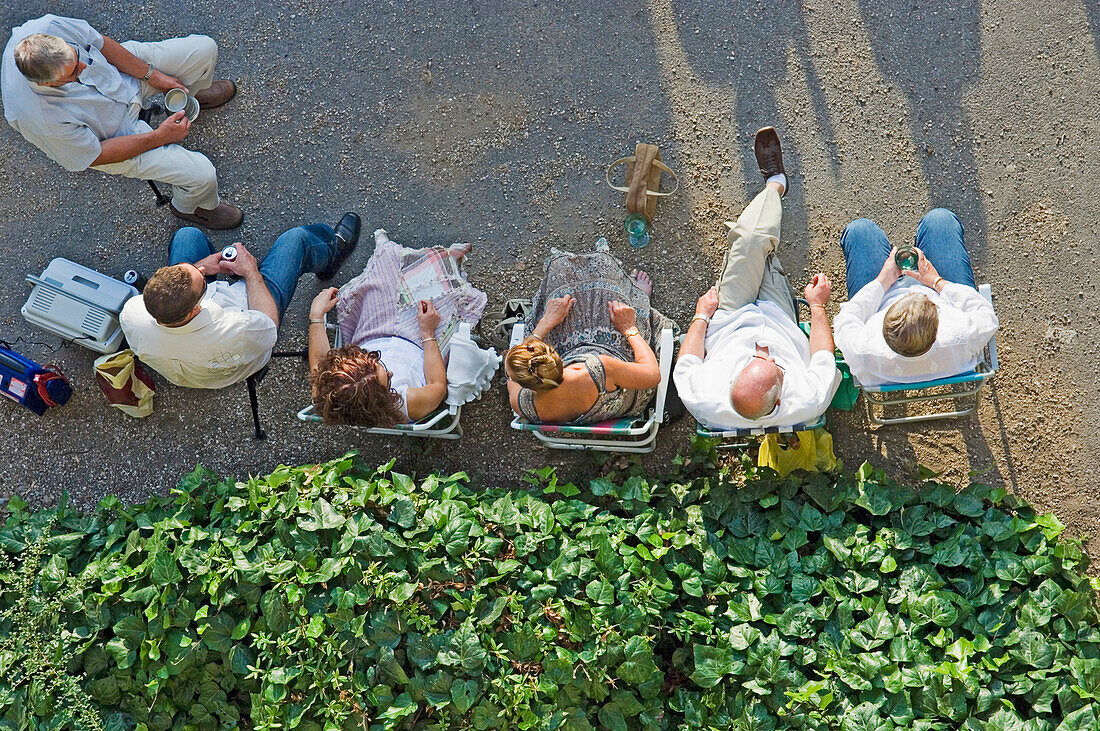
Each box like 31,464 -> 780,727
1,1 -> 1098,553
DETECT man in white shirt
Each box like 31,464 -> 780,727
120,215 -> 361,389
832,210 -> 998,387
2,14 -> 242,229
674,127 -> 841,430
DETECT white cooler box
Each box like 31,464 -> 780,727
22,258 -> 138,353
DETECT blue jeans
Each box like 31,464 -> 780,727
839,208 -> 976,298
169,224 -> 339,320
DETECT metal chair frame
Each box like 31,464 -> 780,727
696,414 -> 828,450
508,323 -> 675,453
247,349 -> 308,440
857,284 -> 998,426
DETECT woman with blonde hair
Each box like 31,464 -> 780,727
505,238 -> 674,425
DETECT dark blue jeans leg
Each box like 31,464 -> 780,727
168,226 -> 216,265
258,224 -> 339,321
839,218 -> 892,298
914,208 -> 976,289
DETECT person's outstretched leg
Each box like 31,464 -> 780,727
754,253 -> 798,323
168,226 -> 216,270
258,224 -> 340,321
716,186 -> 783,311
840,218 -> 892,298
914,208 -> 976,289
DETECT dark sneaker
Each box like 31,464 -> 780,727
317,212 -> 361,281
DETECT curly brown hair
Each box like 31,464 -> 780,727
310,346 -> 406,427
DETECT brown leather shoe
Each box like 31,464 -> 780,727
753,126 -> 786,192
194,80 -> 237,109
170,202 -> 243,230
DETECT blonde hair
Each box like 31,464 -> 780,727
883,293 -> 938,357
15,34 -> 73,83
505,337 -> 564,392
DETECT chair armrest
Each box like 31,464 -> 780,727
509,323 -> 525,348
653,327 -> 674,423
978,283 -> 998,372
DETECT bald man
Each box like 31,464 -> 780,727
674,127 -> 841,430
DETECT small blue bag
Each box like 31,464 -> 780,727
0,346 -> 72,416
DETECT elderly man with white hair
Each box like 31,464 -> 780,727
674,127 -> 841,430
1,14 -> 241,229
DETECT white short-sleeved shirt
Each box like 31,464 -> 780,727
359,336 -> 426,422
833,279 -> 999,387
674,300 -> 841,430
120,281 -> 278,389
2,15 -> 141,171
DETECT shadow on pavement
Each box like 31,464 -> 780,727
855,0 -> 988,265
669,0 -> 841,256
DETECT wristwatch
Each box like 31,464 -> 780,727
141,63 -> 154,81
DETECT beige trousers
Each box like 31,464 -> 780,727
91,35 -> 220,213
716,186 -> 797,322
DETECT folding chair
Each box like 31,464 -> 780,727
696,414 -> 828,450
247,349 -> 308,440
858,283 -> 999,425
508,323 -> 675,453
295,320 -> 463,439
136,105 -> 172,208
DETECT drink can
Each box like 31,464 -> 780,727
122,269 -> 148,291
221,245 -> 238,262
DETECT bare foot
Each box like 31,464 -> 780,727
449,242 -> 473,259
630,268 -> 653,296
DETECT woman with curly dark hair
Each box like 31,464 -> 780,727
306,228 -> 493,427
309,292 -> 447,426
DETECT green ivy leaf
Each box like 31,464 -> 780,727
389,497 -> 416,528
690,645 -> 735,688
451,679 -> 478,714
909,592 -> 959,627
585,578 -> 615,605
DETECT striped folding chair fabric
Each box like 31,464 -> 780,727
508,324 -> 675,453
858,284 -> 999,425
695,414 -> 828,450
296,317 -> 464,439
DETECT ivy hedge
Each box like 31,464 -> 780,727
2,449 -> 1100,730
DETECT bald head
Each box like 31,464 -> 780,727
730,358 -> 783,420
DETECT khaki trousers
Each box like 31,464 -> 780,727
716,187 -> 797,322
91,35 -> 220,213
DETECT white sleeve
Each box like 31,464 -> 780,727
939,283 -> 999,353
833,281 -> 885,354
673,354 -> 710,416
805,350 -> 842,414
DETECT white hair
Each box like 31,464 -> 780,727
15,33 -> 74,83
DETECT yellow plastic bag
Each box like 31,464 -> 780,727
93,349 -> 156,418
758,429 -> 839,477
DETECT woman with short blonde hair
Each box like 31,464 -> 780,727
881,292 -> 939,358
